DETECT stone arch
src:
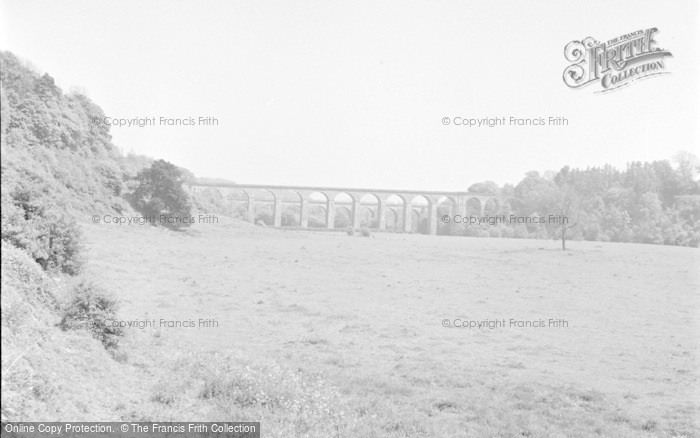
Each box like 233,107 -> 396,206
251,189 -> 276,226
411,209 -> 422,233
437,196 -> 457,235
334,205 -> 352,229
332,192 -> 355,229
410,195 -> 431,234
224,188 -> 250,220
274,190 -> 300,227
360,193 -> 380,228
201,187 -> 224,205
333,192 -> 355,204
437,196 -> 457,215
385,194 -> 406,231
307,191 -> 329,228
386,209 -> 399,231
361,207 -> 375,227
224,188 -> 249,203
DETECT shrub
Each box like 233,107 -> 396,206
1,242 -> 59,333
359,227 -> 372,237
59,280 -> 122,350
346,226 -> 355,236
232,205 -> 250,221
1,181 -> 84,275
307,217 -> 326,228
334,212 -> 351,228
155,352 -> 350,436
281,210 -> 299,227
34,211 -> 85,275
255,210 -> 272,226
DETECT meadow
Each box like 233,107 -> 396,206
58,216 -> 695,437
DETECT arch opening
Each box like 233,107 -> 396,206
307,192 -> 329,228
280,190 -> 302,227
385,194 -> 405,231
224,188 -> 250,221
334,205 -> 352,229
437,196 -> 457,235
252,189 -> 276,226
360,193 -> 380,228
332,192 -> 355,229
410,195 -> 431,234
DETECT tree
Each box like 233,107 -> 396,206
550,166 -> 587,250
673,151 -> 700,195
467,181 -> 500,195
132,159 -> 193,229
554,184 -> 583,250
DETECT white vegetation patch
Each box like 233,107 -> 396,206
147,352 -> 353,437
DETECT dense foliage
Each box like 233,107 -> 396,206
0,51 -> 157,273
445,159 -> 700,247
132,159 -> 193,229
59,280 -> 123,350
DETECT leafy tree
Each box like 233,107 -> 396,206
551,182 -> 584,250
468,181 -> 500,195
540,167 -> 583,249
132,159 -> 193,228
673,152 -> 700,195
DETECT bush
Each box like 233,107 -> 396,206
1,182 -> 84,275
346,226 -> 355,236
255,210 -> 273,226
281,210 -> 299,227
359,227 -> 372,237
1,242 -> 60,333
153,352 -> 350,436
334,212 -> 351,228
59,280 -> 122,350
35,211 -> 84,275
308,217 -> 326,228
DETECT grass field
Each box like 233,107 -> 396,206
25,217 -> 700,436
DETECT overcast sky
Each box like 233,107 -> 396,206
1,0 -> 697,190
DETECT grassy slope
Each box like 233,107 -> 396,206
30,216 -> 692,437
0,243 -> 147,420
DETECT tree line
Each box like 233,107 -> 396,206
443,157 -> 699,248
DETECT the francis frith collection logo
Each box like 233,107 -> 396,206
563,28 -> 672,93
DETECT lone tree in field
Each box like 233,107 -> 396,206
133,159 -> 193,229
552,183 -> 582,250
551,166 -> 590,250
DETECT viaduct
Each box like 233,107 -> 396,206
187,183 -> 502,235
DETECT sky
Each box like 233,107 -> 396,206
0,0 -> 698,191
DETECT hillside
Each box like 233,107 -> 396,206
0,51 -> 157,421
0,51 -> 154,214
